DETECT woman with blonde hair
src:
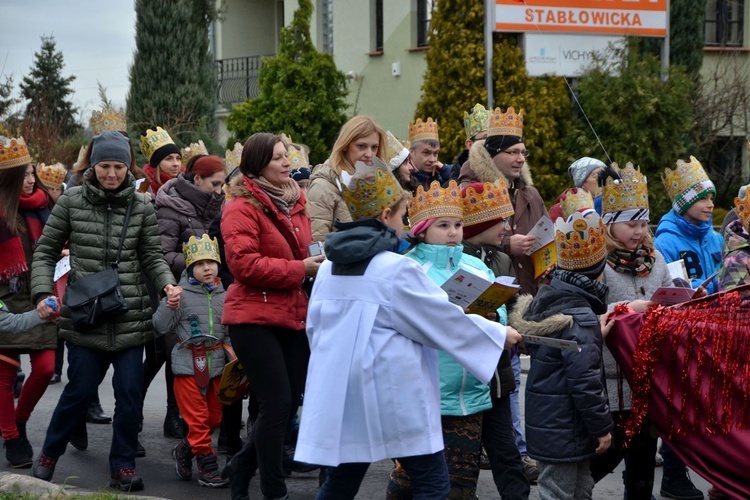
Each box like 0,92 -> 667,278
306,116 -> 387,241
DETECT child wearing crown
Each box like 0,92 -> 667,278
717,184 -> 750,291
585,164 -> 672,499
510,212 -> 613,500
152,234 -> 230,488
459,181 -> 532,498
294,160 -> 523,499
383,180 -> 514,499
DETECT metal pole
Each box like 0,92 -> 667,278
661,0 -> 670,81
485,0 -> 494,108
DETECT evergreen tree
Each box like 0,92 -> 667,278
0,75 -> 19,127
414,1 -> 574,203
568,40 -> 693,218
127,0 -> 218,155
225,0 -> 348,164
19,36 -> 80,138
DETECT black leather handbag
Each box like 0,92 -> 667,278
64,199 -> 133,330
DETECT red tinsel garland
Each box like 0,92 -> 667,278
621,291 -> 750,440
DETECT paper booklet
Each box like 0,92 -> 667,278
650,272 -> 719,306
524,215 -> 557,279
666,259 -> 689,282
441,269 -> 520,317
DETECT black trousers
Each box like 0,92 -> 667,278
228,324 -> 309,499
483,394 -> 531,500
590,410 -> 657,500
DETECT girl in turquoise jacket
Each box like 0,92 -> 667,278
388,180 -> 504,499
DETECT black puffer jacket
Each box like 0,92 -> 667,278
31,169 -> 176,351
509,279 -> 613,463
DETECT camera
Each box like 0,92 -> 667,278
308,241 -> 324,257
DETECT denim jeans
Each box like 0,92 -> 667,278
510,352 -> 528,455
483,394 -> 531,500
42,344 -> 144,474
318,451 -> 450,500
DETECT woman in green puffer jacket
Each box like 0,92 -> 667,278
29,131 -> 179,492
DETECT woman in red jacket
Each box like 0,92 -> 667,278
221,132 -> 323,500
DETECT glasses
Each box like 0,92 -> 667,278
501,149 -> 530,158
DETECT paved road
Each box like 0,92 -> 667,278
7,354 -> 711,499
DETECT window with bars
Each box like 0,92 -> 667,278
705,0 -> 744,46
321,0 -> 334,54
375,0 -> 384,52
417,0 -> 435,48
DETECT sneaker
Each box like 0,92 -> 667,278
32,453 -> 58,481
172,441 -> 193,480
197,454 -> 230,488
4,437 -> 33,468
660,470 -> 704,500
110,466 -> 144,492
521,454 -> 539,484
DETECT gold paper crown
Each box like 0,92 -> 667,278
341,158 -> 404,221
463,103 -> 490,140
461,180 -> 514,227
560,187 -> 595,221
225,142 -> 243,173
734,184 -> 750,229
601,162 -> 649,219
89,107 -> 127,135
662,156 -> 716,213
488,107 -> 524,138
385,130 -> 409,170
555,212 -> 607,272
287,144 -> 309,168
183,234 -> 221,268
139,127 -> 175,163
36,162 -> 67,188
0,136 -> 32,170
410,180 -> 463,226
408,117 -> 439,144
181,140 -> 209,167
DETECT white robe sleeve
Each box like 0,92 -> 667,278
390,258 -> 506,384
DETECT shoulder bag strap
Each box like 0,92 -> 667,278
113,198 -> 134,268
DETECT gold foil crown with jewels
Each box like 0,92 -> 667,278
341,157 -> 404,222
183,234 -> 221,268
462,181 -> 514,227
734,184 -> 750,229
385,130 -> 409,170
560,188 -> 595,221
464,104 -> 490,140
601,162 -> 650,224
225,142 -> 243,173
139,127 -> 175,163
555,211 -> 607,272
89,107 -> 127,135
408,117 -> 439,144
36,162 -> 67,189
287,144 -> 310,168
662,156 -> 716,214
0,136 -> 32,170
181,140 -> 209,167
411,180 -> 463,226
488,107 -> 524,138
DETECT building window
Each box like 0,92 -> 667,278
417,0 -> 435,47
705,0 -> 744,46
375,0 -> 384,52
321,0 -> 334,54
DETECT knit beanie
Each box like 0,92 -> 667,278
149,143 -> 181,168
484,135 -> 523,158
568,157 -> 606,188
90,131 -> 132,167
191,155 -> 225,177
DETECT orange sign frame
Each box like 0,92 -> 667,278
495,0 -> 668,37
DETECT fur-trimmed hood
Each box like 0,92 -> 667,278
509,293 -> 574,338
467,139 -> 534,188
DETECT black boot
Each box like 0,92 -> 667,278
163,400 -> 183,439
86,396 -> 112,424
282,444 -> 319,475
14,366 -> 25,399
4,437 -> 33,468
70,416 -> 88,451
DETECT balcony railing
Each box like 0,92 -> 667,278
216,56 -> 268,104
